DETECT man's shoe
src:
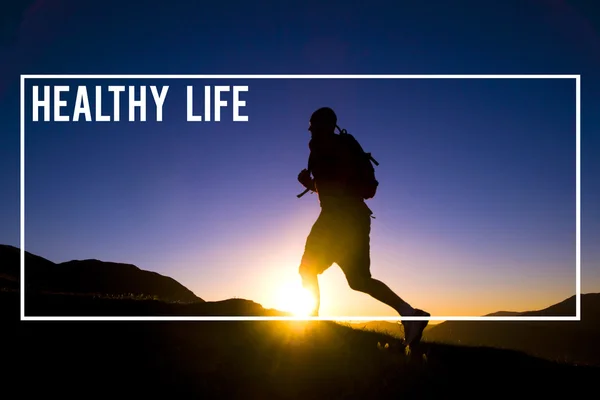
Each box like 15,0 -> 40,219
402,309 -> 430,347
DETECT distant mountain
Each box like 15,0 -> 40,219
485,311 -> 521,316
423,293 -> 600,366
0,244 -> 203,303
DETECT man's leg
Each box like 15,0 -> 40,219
345,274 -> 430,345
346,275 -> 415,317
340,211 -> 429,345
339,212 -> 416,316
298,212 -> 334,317
299,270 -> 320,317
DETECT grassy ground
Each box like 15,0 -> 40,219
3,290 -> 597,398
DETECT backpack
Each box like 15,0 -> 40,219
297,127 -> 380,200
337,127 -> 379,200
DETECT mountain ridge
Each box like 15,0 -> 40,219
0,244 -> 203,303
422,292 -> 600,366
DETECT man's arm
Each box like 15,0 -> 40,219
298,168 -> 316,192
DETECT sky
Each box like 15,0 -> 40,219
1,0 -> 599,317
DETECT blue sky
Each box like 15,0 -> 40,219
1,0 -> 598,316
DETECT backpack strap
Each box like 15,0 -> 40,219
336,126 -> 379,166
297,187 -> 311,198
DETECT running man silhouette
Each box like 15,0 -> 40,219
297,107 -> 430,346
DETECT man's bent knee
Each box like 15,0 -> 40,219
346,275 -> 372,292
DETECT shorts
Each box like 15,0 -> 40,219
299,207 -> 372,283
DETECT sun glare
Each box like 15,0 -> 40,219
274,280 -> 316,317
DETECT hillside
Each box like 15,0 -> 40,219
23,290 -> 291,317
5,242 -> 600,392
344,321 -> 436,339
0,244 -> 202,303
2,290 -> 597,398
423,293 -> 600,366
3,244 -> 598,396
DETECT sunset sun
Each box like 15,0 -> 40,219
274,280 -> 317,317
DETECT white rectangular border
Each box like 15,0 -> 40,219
20,74 -> 581,322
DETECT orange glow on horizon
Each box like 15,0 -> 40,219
271,278 -> 317,317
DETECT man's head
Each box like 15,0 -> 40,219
308,107 -> 337,137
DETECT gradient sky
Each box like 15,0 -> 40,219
1,0 -> 599,317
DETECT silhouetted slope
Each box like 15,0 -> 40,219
517,294 -> 583,316
350,321 -> 404,338
24,291 -> 290,317
1,290 -> 595,399
485,311 -> 521,316
344,321 -> 434,339
0,244 -> 55,276
0,244 -> 203,303
424,293 -> 600,366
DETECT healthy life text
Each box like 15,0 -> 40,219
30,85 -> 249,122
